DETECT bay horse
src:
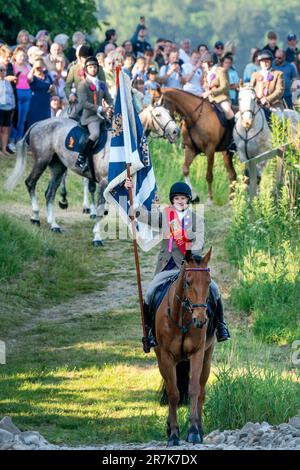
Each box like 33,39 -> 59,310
5,105 -> 179,246
159,88 -> 237,204
155,248 -> 216,446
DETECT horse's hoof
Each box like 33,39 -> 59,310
30,219 -> 40,226
167,434 -> 180,447
59,200 -> 68,210
51,227 -> 62,233
90,214 -> 97,220
205,198 -> 213,206
83,208 -> 91,214
191,195 -> 200,204
92,240 -> 103,247
186,426 -> 203,444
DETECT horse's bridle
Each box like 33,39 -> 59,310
235,96 -> 266,161
149,105 -> 174,138
167,267 -> 211,334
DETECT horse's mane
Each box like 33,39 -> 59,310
162,87 -> 203,102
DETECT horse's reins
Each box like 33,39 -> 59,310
167,267 -> 210,334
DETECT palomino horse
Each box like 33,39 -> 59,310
155,248 -> 216,446
68,103 -> 180,218
5,105 -> 179,246
159,88 -> 237,204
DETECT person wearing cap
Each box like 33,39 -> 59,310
144,66 -> 160,106
201,52 -> 234,122
250,50 -> 284,120
285,34 -> 299,64
124,178 -> 230,352
273,49 -> 297,109
212,40 -> 224,65
75,56 -> 113,172
263,31 -> 279,59
182,50 -> 203,95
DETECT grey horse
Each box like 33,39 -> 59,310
5,105 -> 179,246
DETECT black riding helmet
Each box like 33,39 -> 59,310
169,182 -> 192,203
84,56 -> 99,71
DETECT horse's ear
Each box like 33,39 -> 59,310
185,249 -> 192,263
239,79 -> 244,89
201,247 -> 212,265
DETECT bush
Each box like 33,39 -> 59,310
204,365 -> 300,432
226,137 -> 300,344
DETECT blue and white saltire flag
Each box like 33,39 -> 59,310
104,70 -> 161,251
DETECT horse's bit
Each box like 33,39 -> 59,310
167,267 -> 211,334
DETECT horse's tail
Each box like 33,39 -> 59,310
4,124 -> 36,191
159,360 -> 190,406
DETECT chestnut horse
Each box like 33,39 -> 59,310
155,248 -> 216,446
159,88 -> 237,203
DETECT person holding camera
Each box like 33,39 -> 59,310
159,51 -> 186,89
27,58 -> 54,127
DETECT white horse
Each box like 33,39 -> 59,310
234,86 -> 300,163
5,105 -> 179,246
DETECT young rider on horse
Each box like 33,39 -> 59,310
75,56 -> 113,173
125,179 -> 230,353
250,50 -> 284,124
200,52 -> 235,130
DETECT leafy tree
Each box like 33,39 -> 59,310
0,0 -> 99,45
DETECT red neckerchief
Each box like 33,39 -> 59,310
166,207 -> 190,255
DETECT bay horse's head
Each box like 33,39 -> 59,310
184,248 -> 212,329
238,86 -> 257,130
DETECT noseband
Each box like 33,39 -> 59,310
167,267 -> 210,334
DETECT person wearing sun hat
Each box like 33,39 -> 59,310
250,49 -> 284,122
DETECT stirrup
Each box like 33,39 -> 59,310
216,323 -> 231,342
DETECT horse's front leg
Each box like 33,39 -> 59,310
222,150 -> 237,197
186,348 -> 205,444
88,179 -> 97,219
156,349 -> 180,446
82,177 -> 91,214
205,147 -> 215,205
182,146 -> 199,203
92,178 -> 107,247
197,343 -> 215,441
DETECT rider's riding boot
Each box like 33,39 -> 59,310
227,117 -> 237,154
75,138 -> 95,173
142,302 -> 157,353
215,297 -> 231,342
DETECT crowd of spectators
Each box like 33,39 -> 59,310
0,18 -> 299,156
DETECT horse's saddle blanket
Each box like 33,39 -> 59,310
65,125 -> 108,154
212,103 -> 228,129
149,273 -> 217,339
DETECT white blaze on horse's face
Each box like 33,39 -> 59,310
151,105 -> 180,143
239,87 -> 257,130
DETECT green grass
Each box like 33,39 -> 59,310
0,139 -> 299,445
